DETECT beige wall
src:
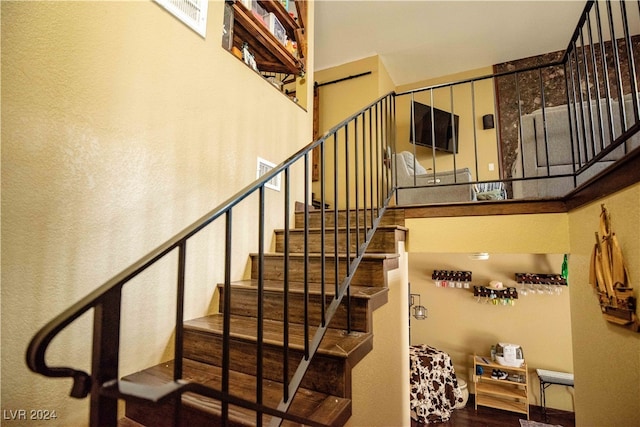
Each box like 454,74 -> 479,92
409,253 -> 574,412
405,213 -> 570,254
395,67 -> 500,182
313,55 -> 395,209
314,56 -> 408,424
347,243 -> 410,427
1,1 -> 313,425
568,183 -> 640,427
406,213 -> 574,411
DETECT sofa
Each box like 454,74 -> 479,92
393,151 -> 474,205
512,93 -> 640,198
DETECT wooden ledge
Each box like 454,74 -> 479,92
398,199 -> 568,219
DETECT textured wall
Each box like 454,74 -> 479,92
568,184 -> 640,427
1,1 -> 313,425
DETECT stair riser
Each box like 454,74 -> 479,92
125,392 -> 317,427
250,256 -> 396,287
275,228 -> 404,254
295,209 -> 404,228
126,399 -> 244,427
220,286 -> 371,332
183,329 -> 352,397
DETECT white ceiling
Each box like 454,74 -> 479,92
314,1 -> 587,86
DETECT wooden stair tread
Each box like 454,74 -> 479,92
250,252 -> 400,260
123,358 -> 351,426
185,314 -> 371,359
274,225 -> 408,232
227,279 -> 389,300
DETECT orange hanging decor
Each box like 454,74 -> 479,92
589,204 -> 639,332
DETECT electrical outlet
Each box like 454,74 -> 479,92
488,163 -> 495,171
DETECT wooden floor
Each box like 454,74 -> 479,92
413,399 -> 575,427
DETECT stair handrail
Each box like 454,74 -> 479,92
27,91 -> 397,426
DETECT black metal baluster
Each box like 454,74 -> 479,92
471,81 -> 479,181
516,72 -> 527,179
303,154 -> 310,360
320,141 -> 326,328
410,92 -> 418,187
539,68 -> 551,177
595,0 -> 615,144
450,86 -> 458,175
563,61 -> 579,189
174,241 -> 186,381
606,0 -> 627,132
90,288 -> 121,427
173,242 -> 187,427
344,124 -> 352,334
568,50 -> 585,168
355,114 -> 361,257
383,96 -> 390,199
375,103 -> 381,214
430,88 -> 437,174
222,211 -> 232,424
391,93 -> 397,183
620,0 -> 639,125
368,107 -> 375,227
256,186 -> 265,427
282,168 -> 290,402
579,26 -> 597,159
573,41 -> 590,165
361,111 -> 368,240
333,132 -> 339,297
586,11 -> 606,153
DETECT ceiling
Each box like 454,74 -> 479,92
314,1 -> 587,86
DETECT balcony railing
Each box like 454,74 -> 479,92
393,0 -> 640,205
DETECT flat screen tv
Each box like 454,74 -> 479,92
410,101 -> 459,154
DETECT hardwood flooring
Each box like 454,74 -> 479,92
413,397 -> 575,427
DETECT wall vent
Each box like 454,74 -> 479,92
154,0 -> 208,38
257,157 -> 281,191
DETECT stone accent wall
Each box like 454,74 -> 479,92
493,36 -> 640,185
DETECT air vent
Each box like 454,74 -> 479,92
154,0 -> 208,38
257,157 -> 281,191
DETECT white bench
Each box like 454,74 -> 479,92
536,369 -> 574,421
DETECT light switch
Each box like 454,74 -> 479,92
488,163 -> 495,171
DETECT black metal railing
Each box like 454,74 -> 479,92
394,0 -> 640,203
26,92 -> 396,426
25,1 -> 640,425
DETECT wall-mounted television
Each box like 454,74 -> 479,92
410,101 -> 459,154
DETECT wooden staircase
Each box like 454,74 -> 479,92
120,208 -> 406,426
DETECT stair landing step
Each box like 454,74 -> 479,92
274,225 -> 407,254
123,358 -> 351,427
252,252 -> 400,260
185,314 -> 372,360
228,279 -> 389,302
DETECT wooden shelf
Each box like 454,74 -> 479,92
476,382 -> 527,400
473,354 -> 529,419
230,0 -> 304,75
473,355 -> 527,372
476,394 -> 529,415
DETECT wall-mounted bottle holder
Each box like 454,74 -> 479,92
515,273 -> 567,296
432,270 -> 472,289
473,285 -> 519,306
